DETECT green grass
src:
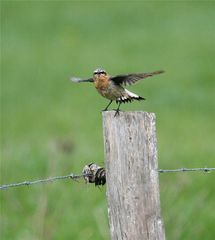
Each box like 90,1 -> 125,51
1,1 -> 215,239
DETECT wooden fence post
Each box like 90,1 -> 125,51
102,111 -> 165,240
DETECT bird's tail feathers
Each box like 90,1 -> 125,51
116,89 -> 145,103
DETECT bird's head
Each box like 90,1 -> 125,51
93,68 -> 107,77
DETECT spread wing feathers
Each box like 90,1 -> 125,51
70,77 -> 94,83
110,70 -> 164,86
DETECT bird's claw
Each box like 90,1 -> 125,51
113,109 -> 120,117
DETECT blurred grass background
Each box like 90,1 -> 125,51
1,1 -> 215,239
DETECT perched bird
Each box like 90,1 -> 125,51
70,68 -> 164,116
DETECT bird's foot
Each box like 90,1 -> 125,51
101,108 -> 108,112
113,109 -> 121,117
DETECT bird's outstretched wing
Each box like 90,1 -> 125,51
70,77 -> 94,83
110,70 -> 164,86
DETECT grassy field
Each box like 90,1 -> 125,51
1,1 -> 215,239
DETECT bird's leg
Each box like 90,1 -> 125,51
114,102 -> 121,117
102,100 -> 113,112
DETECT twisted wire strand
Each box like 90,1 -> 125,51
158,167 -> 215,173
1,167 -> 215,190
0,173 -> 83,190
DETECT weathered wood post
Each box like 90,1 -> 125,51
102,111 -> 165,240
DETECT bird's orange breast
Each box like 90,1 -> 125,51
94,75 -> 110,91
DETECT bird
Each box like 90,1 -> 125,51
70,68 -> 164,116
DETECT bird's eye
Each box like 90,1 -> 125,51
94,71 -> 106,75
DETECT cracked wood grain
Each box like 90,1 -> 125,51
103,111 -> 165,240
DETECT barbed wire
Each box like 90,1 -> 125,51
0,163 -> 105,190
1,167 -> 215,190
0,173 -> 83,190
158,167 -> 215,173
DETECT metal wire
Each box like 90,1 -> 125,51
1,167 -> 215,190
0,173 -> 83,190
158,167 -> 215,173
